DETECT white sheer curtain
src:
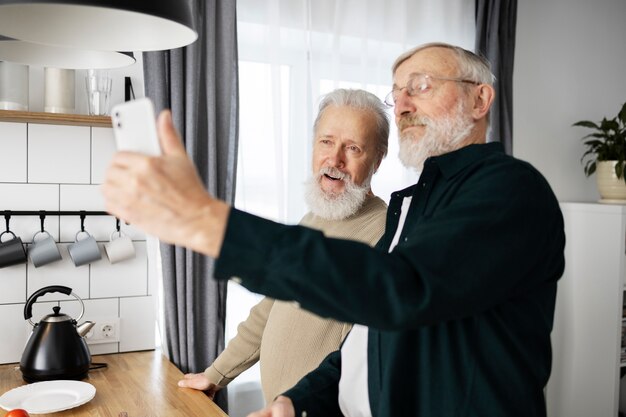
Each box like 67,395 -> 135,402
227,1 -> 475,415
235,0 -> 475,224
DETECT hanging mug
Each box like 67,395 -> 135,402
104,231 -> 136,264
0,231 -> 27,268
29,231 -> 63,268
68,230 -> 101,267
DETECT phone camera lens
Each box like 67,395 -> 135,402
117,122 -> 122,128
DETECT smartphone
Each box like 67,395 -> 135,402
111,98 -> 162,156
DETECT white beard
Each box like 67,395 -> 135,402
398,101 -> 474,171
304,166 -> 372,221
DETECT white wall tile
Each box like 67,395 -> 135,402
0,122 -> 27,182
89,342 -> 119,355
91,242 -> 147,298
119,295 -> 155,352
28,124 -> 91,184
59,184 -> 105,211
0,183 -> 59,211
91,127 -> 116,184
61,298 -> 119,320
0,263 -> 26,304
26,244 -> 90,301
0,304 -> 30,364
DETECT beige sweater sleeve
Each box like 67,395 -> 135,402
204,297 -> 275,387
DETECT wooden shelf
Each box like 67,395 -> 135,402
0,109 -> 112,127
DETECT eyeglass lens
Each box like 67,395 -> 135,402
385,74 -> 431,106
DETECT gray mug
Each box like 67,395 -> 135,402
68,231 -> 102,267
29,231 -> 63,268
0,231 -> 27,268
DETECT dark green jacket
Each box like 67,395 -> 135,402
214,142 -> 565,417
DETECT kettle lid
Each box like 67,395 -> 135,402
41,306 -> 72,323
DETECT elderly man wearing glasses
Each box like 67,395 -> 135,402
103,42 -> 565,417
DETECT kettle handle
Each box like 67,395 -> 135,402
24,286 -> 84,325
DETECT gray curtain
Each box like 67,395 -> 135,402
475,0 -> 517,155
142,0 -> 239,411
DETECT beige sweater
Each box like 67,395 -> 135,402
204,195 -> 387,404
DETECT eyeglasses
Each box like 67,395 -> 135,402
384,73 -> 479,107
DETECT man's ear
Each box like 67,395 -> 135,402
471,84 -> 495,120
373,155 -> 383,173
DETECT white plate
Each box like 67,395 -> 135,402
0,380 -> 96,414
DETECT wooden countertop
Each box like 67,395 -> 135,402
0,350 -> 228,417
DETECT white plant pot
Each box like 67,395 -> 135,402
596,160 -> 626,202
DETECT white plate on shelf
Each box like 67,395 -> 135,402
0,380 -> 96,414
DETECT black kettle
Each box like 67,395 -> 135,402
20,285 -> 95,383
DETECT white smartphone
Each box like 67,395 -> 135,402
111,98 -> 162,156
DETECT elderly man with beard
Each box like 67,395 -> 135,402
176,88 -> 389,404
102,42 -> 565,417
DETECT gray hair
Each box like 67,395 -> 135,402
392,42 -> 495,86
313,89 -> 389,162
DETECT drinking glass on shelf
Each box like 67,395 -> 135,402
85,69 -> 112,116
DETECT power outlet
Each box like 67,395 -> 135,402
84,317 -> 121,345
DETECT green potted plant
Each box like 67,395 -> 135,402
574,101 -> 626,201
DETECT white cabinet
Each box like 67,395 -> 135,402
547,202 -> 626,417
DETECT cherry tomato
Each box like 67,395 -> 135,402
6,409 -> 30,417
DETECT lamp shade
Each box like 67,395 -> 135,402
0,1 -> 197,52
0,36 -> 135,69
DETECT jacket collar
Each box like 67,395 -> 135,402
431,141 -> 503,180
391,142 -> 504,199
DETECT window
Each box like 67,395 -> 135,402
227,1 -> 475,412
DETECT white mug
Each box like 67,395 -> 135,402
104,231 -> 136,264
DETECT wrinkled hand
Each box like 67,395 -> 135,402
177,373 -> 221,399
247,396 -> 295,417
102,110 -> 229,258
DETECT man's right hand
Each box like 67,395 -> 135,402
177,373 -> 221,399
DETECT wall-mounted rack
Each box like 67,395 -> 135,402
3,211 -> 109,216
3,210 -> 119,233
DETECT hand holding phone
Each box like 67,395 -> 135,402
111,98 -> 162,156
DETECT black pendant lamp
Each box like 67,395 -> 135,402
0,36 -> 135,69
0,1 -> 197,52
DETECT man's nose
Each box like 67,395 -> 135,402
326,148 -> 346,168
394,90 -> 416,117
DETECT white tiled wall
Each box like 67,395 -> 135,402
0,120 -> 155,364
